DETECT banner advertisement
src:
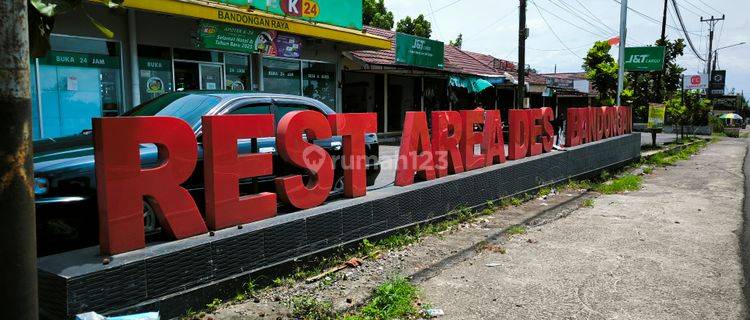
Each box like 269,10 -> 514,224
197,20 -> 301,57
395,33 -> 445,70
683,74 -> 708,90
647,104 -> 666,129
624,46 -> 666,72
709,70 -> 726,97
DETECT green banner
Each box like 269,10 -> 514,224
647,104 -> 666,129
624,46 -> 665,72
251,0 -> 363,30
198,20 -> 260,52
395,33 -> 444,70
39,51 -> 120,69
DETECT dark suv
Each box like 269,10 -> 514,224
33,92 -> 381,256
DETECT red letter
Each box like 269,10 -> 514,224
601,107 -> 611,138
608,107 -> 617,137
203,115 -> 276,230
579,108 -> 590,145
482,110 -> 506,166
527,109 -> 543,157
94,117 -> 207,255
587,107 -> 597,142
460,110 -> 486,170
565,108 -> 581,147
276,111 -> 334,209
395,112 -> 436,186
328,113 -> 377,198
431,111 -> 465,177
595,107 -> 605,140
508,109 -> 530,160
541,107 -> 554,152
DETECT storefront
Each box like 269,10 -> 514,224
29,0 -> 389,141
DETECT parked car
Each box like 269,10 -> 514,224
33,92 -> 381,256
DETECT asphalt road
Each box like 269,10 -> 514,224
370,132 -> 681,190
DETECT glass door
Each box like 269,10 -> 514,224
199,64 -> 223,91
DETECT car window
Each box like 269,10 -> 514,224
229,104 -> 271,115
123,93 -> 221,129
274,103 -> 318,124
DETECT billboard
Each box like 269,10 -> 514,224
624,46 -> 666,72
395,33 -> 445,70
197,21 -> 301,57
709,70 -> 726,97
250,0 -> 363,30
647,104 -> 666,129
683,74 -> 708,90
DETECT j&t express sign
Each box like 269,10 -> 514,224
624,46 -> 666,72
395,33 -> 445,70
93,106 -> 632,256
242,0 -> 364,30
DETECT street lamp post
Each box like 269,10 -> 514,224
712,42 -> 746,73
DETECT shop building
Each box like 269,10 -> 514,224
540,72 -> 597,116
29,0 -> 389,141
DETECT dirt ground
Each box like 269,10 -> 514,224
210,138 -> 747,319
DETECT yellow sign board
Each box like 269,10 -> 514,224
647,104 -> 666,129
110,0 -> 390,50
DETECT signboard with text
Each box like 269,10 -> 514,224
395,33 -> 445,70
624,46 -> 665,72
709,70 -> 726,97
250,0 -> 363,30
647,104 -> 666,129
198,21 -> 301,57
683,74 -> 708,90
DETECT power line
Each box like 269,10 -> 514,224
534,2 -> 608,38
681,0 -> 714,16
530,0 -> 582,59
694,0 -> 723,15
675,2 -> 703,17
464,7 -> 518,41
612,0 -> 701,36
431,0 -> 464,15
425,0 -> 444,40
544,0 -> 612,37
671,0 -> 707,61
527,42 -> 594,52
573,0 -> 618,34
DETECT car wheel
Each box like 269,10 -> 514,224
143,200 -> 161,236
331,175 -> 345,195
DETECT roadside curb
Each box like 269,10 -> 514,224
641,138 -> 711,160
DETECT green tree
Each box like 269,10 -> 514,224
363,0 -> 394,30
396,14 -> 432,38
582,41 -> 618,103
665,90 -> 711,138
449,33 -> 463,48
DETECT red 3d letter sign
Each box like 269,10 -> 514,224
93,117 -> 208,255
203,115 -> 276,230
566,106 -> 632,147
94,112 -> 378,255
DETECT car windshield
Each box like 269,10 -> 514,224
122,93 -> 222,129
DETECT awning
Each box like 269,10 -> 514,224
449,76 -> 494,93
103,0 -> 391,50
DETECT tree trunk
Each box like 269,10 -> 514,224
0,1 -> 38,318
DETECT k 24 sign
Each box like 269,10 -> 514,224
93,107 -> 631,255
683,74 -> 708,90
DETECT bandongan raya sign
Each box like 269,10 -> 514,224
624,46 -> 666,72
92,106 -> 632,255
211,0 -> 363,30
198,20 -> 301,57
647,104 -> 666,129
395,33 -> 445,70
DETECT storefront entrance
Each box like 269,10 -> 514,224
174,61 -> 224,91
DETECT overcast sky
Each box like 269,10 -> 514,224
384,0 -> 749,95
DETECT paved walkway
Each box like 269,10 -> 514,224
421,138 -> 747,319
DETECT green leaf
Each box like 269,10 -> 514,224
30,0 -> 82,17
86,13 -> 114,39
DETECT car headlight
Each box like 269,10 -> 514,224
34,177 -> 49,195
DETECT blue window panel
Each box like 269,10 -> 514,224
40,91 -> 62,138
30,62 -> 40,140
37,65 -> 103,139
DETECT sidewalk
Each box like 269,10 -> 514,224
420,138 -> 747,319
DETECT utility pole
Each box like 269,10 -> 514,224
656,0 -> 668,101
516,0 -> 527,109
0,1 -> 38,319
701,15 -> 725,77
616,0 -> 628,106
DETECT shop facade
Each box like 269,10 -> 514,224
29,0 -> 388,141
